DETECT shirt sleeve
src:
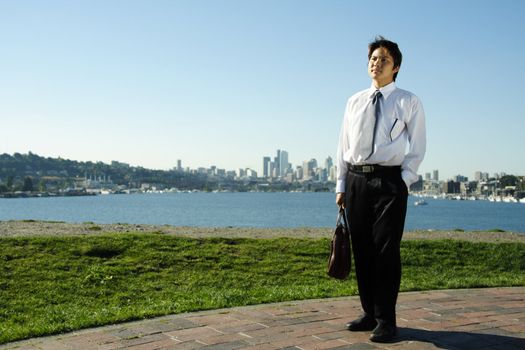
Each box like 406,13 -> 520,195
336,100 -> 350,193
401,95 -> 426,188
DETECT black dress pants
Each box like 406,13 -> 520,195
344,167 -> 408,325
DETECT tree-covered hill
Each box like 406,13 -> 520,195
0,152 -> 207,192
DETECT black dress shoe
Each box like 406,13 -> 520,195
345,314 -> 377,331
369,323 -> 398,343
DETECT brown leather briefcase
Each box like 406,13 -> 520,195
327,209 -> 351,280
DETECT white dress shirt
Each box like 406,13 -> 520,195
336,82 -> 426,192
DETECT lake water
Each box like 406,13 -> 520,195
0,192 -> 524,233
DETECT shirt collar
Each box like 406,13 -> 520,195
370,81 -> 396,100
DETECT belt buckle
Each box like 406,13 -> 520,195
362,165 -> 373,173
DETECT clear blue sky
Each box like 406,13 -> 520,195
1,0 -> 524,180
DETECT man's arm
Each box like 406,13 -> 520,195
335,100 -> 350,207
401,95 -> 426,188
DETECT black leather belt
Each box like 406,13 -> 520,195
347,163 -> 401,174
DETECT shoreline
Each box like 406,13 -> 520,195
1,220 -> 524,243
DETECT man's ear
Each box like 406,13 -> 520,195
393,66 -> 400,74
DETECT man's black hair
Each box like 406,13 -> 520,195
368,36 -> 402,81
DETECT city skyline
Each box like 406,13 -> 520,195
3,149 -> 520,184
1,1 -> 524,181
174,147 -> 518,182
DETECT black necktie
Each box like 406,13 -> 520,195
363,90 -> 382,160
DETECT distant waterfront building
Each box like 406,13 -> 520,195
263,157 -> 271,178
475,171 -> 490,182
329,165 -> 337,182
453,175 -> 468,182
324,156 -> 335,182
475,171 -> 482,181
433,170 -> 439,181
302,159 -> 318,181
177,159 -> 182,171
425,172 -> 431,181
410,175 -> 424,192
296,165 -> 304,180
274,150 -> 281,178
246,168 -> 257,179
111,161 -> 130,168
83,173 -> 115,191
269,161 -> 276,178
279,150 -> 289,177
264,149 -> 291,178
444,180 -> 460,194
302,160 -> 309,180
318,168 -> 328,182
325,156 -> 333,171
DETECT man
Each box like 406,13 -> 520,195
335,36 -> 426,343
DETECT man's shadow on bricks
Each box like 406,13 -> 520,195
399,328 -> 525,349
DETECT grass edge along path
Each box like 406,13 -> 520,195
0,232 -> 524,344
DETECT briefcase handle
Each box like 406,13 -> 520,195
337,207 -> 349,229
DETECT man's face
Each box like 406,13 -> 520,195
368,47 -> 399,86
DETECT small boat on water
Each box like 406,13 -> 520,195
414,199 -> 428,206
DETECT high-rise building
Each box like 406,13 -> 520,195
302,159 -> 318,180
267,149 -> 291,178
296,166 -> 304,180
274,150 -> 281,178
329,165 -> 337,182
433,170 -> 439,181
475,172 -> 489,181
475,171 -> 482,181
279,150 -> 289,177
263,157 -> 271,178
246,168 -> 257,179
325,156 -> 333,171
319,168 -> 328,182
453,175 -> 468,182
173,159 -> 183,172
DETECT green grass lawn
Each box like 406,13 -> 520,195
0,233 -> 524,344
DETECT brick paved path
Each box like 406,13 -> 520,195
1,287 -> 524,350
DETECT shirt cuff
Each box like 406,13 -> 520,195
401,169 -> 416,190
336,180 -> 346,193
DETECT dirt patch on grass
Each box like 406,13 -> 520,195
1,220 -> 524,243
